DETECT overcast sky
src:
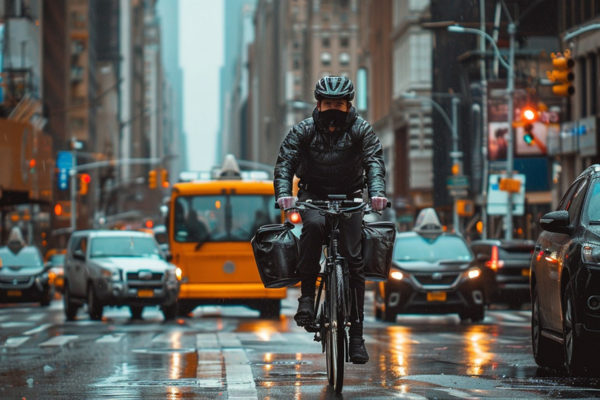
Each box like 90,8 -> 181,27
179,0 -> 224,171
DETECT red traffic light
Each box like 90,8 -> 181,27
145,220 -> 154,229
81,173 -> 91,184
54,204 -> 63,216
522,107 -> 538,122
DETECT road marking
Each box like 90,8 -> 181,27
223,349 -> 257,399
218,332 -> 242,347
197,333 -> 220,349
0,315 -> 10,322
2,336 -> 30,348
26,313 -> 45,322
151,333 -> 172,343
0,322 -> 34,329
488,311 -> 528,322
96,333 -> 126,343
23,323 -> 52,335
39,335 -> 78,347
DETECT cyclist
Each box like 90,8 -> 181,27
274,76 -> 387,364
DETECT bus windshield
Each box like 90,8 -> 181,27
173,195 -> 280,243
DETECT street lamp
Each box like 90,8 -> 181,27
448,23 -> 516,240
402,91 -> 462,234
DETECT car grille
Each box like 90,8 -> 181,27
413,273 -> 459,286
0,276 -> 32,284
126,272 -> 164,289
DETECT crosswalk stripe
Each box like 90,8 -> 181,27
0,322 -> 34,329
0,315 -> 10,322
23,323 -> 52,335
39,335 -> 78,347
223,349 -> 257,399
197,333 -> 220,349
487,311 -> 528,322
96,333 -> 126,343
2,336 -> 30,348
26,313 -> 45,322
218,332 -> 242,347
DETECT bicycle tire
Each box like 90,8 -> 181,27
332,262 -> 345,393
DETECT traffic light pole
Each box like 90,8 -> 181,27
70,139 -> 78,232
505,22 -> 516,240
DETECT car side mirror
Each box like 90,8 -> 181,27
73,250 -> 86,261
540,210 -> 572,234
476,253 -> 490,263
165,252 -> 173,262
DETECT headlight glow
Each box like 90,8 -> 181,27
468,268 -> 481,279
175,267 -> 182,281
390,271 -> 403,280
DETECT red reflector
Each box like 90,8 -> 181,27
289,212 -> 301,224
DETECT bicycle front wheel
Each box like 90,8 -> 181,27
326,261 -> 346,393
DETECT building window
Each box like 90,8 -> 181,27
340,13 -> 348,23
340,0 -> 349,7
293,57 -> 300,70
321,52 -> 332,66
322,13 -> 330,22
339,52 -> 350,66
340,71 -> 350,78
322,37 -> 330,47
340,37 -> 349,47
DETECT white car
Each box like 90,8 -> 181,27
63,230 -> 180,321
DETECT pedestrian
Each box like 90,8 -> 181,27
274,76 -> 387,364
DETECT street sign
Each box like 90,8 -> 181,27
499,178 -> 521,192
446,175 -> 469,189
487,174 -> 526,216
56,151 -> 73,191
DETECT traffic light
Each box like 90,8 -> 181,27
79,173 -> 90,195
521,105 -> 537,146
547,50 -> 575,97
148,170 -> 157,189
160,169 -> 169,188
523,123 -> 535,145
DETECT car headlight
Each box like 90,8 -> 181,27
36,273 -> 49,283
467,267 -> 481,279
166,268 -> 182,281
100,268 -> 121,281
583,244 -> 600,263
390,271 -> 404,281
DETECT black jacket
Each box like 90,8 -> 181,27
274,106 -> 386,199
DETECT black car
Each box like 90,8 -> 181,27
470,239 -> 534,309
374,208 -> 486,323
531,164 -> 600,374
0,246 -> 53,306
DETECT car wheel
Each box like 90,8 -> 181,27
161,302 -> 178,320
40,292 -> 52,307
259,300 -> 281,319
564,281 -> 588,375
63,283 -> 79,321
469,306 -> 485,323
87,284 -> 104,321
531,286 -> 564,368
129,305 -> 144,320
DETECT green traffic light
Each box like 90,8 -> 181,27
524,133 -> 534,145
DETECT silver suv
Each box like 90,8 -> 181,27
63,230 -> 180,321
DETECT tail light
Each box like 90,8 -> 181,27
485,245 -> 504,271
289,212 -> 302,224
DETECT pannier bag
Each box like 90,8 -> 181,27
252,222 -> 301,288
361,221 -> 396,282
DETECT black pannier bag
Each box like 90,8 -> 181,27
361,221 -> 396,282
252,222 -> 301,288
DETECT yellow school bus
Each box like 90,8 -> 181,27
168,156 -> 286,318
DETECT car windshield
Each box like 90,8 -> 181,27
586,179 -> 600,224
393,235 -> 473,263
90,237 -> 162,259
174,194 -> 280,243
0,247 -> 44,268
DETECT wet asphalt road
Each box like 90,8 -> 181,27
1,289 -> 600,399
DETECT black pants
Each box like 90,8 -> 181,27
298,207 -> 365,325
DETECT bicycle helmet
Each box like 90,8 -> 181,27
314,76 -> 355,101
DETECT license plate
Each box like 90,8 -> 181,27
522,268 -> 531,277
7,290 -> 22,297
137,289 -> 154,298
427,291 -> 446,302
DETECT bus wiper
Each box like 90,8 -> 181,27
195,232 -> 211,251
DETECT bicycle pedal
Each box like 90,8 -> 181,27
304,323 -> 320,333
313,332 -> 321,342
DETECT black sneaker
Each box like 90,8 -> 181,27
294,296 -> 314,327
349,337 -> 369,364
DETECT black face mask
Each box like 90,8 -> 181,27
319,109 -> 347,130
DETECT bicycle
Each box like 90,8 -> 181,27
283,195 -> 372,394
